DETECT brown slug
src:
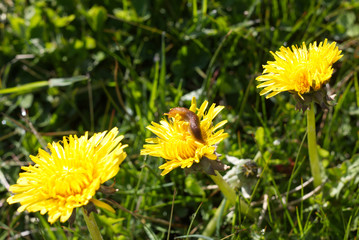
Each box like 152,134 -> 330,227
167,107 -> 205,143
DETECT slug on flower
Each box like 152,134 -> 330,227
167,107 -> 205,143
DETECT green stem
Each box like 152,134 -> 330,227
209,171 -> 254,218
82,208 -> 103,240
307,102 -> 322,188
192,0 -> 198,21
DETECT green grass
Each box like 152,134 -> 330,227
1,0 -> 359,239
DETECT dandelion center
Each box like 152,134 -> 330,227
292,67 -> 310,94
47,167 -> 92,197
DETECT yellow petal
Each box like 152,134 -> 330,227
90,198 -> 116,213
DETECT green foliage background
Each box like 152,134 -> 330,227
1,0 -> 359,239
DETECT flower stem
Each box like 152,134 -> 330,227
307,102 -> 322,188
82,208 -> 103,240
209,170 -> 254,218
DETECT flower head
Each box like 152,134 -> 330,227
141,97 -> 228,176
256,39 -> 342,100
7,127 -> 127,224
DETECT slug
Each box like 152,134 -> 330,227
167,107 -> 205,143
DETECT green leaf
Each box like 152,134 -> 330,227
185,175 -> 205,197
113,8 -> 142,22
8,15 -> 27,39
0,76 -> 88,95
45,8 -> 75,28
255,127 -> 265,149
0,81 -> 49,95
87,6 -> 108,32
48,76 -> 88,87
19,94 -> 34,109
85,36 -> 96,49
347,24 -> 359,37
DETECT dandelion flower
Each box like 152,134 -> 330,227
141,97 -> 228,176
256,39 -> 342,107
7,127 -> 127,224
256,40 -> 344,188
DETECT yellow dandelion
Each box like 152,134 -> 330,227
141,97 -> 228,176
7,127 -> 127,224
256,39 -> 342,99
